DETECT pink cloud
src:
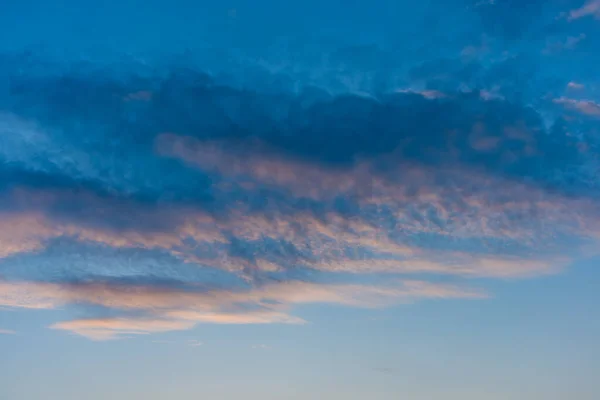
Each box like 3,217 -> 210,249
1,278 -> 485,340
568,0 -> 600,20
150,133 -> 600,278
567,82 -> 585,90
554,97 -> 600,117
3,129 -> 600,343
3,150 -> 598,281
2,132 -> 594,280
50,318 -> 196,341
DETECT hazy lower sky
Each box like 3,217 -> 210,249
1,1 -> 600,399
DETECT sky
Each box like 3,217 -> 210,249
0,0 -> 600,399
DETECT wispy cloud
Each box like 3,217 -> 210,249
51,318 -> 197,341
2,165 -> 591,280
567,82 -> 585,90
568,0 -> 600,21
543,34 -> 586,54
554,97 -> 600,117
2,279 -> 484,340
155,133 -> 599,276
0,329 -> 16,335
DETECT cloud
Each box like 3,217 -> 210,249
1,54 -> 599,341
163,310 -> 306,325
0,279 -> 486,313
0,197 -> 225,262
0,329 -> 16,335
50,318 -> 197,341
543,34 -> 587,54
0,191 -> 584,283
568,0 -> 600,20
0,212 -> 51,258
554,97 -> 600,117
310,256 -> 562,278
567,82 -> 585,90
393,89 -> 447,99
1,279 -> 484,340
2,161 -> 593,281
153,132 -> 599,278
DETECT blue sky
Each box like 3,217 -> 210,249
1,0 -> 600,399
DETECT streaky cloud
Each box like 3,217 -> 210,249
1,54 -> 599,340
554,97 -> 600,117
568,0 -> 600,20
1,279 -> 485,340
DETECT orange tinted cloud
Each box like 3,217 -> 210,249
2,278 -> 485,339
155,132 -> 600,255
312,255 -> 560,278
0,188 -> 227,267
554,97 -> 600,117
0,279 -> 485,312
50,318 -> 196,341
0,212 -> 52,258
155,133 -> 375,201
3,131 -> 597,282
